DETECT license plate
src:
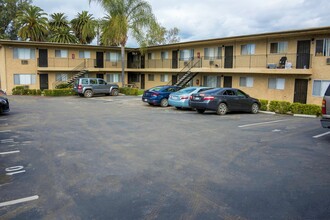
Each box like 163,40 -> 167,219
172,96 -> 178,100
194,97 -> 201,100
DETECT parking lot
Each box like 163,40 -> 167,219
1,95 -> 330,219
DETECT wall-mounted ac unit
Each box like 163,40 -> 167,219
326,58 -> 330,65
21,60 -> 28,65
209,60 -> 214,65
183,61 -> 188,66
112,62 -> 117,67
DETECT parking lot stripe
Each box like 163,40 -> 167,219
0,150 -> 20,155
0,195 -> 39,207
0,130 -> 11,133
313,131 -> 330,139
238,119 -> 288,128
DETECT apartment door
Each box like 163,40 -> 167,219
39,49 -> 48,67
296,40 -> 311,69
172,50 -> 178,68
96,52 -> 104,68
223,76 -> 232,88
141,74 -> 145,89
39,74 -> 49,90
96,73 -> 104,79
294,79 -> 308,104
224,46 -> 233,68
172,75 -> 178,85
141,55 -> 145,69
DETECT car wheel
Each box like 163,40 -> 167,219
160,98 -> 169,107
196,109 -> 205,114
251,103 -> 259,114
217,103 -> 227,115
84,90 -> 93,98
175,107 -> 182,109
111,89 -> 119,96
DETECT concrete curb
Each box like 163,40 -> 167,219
259,110 -> 318,118
259,111 -> 276,115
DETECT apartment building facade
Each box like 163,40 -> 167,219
0,26 -> 330,105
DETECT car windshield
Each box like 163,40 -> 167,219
149,87 -> 164,92
176,88 -> 196,94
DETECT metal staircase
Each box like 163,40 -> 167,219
173,58 -> 201,87
67,69 -> 89,85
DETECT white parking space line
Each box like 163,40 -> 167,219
0,195 -> 39,207
0,119 -> 7,121
313,131 -> 330,139
238,119 -> 288,128
0,150 -> 20,155
1,139 -> 14,143
0,130 -> 11,133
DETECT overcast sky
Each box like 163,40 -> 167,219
33,0 -> 330,47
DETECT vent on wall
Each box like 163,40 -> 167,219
326,58 -> 330,65
21,60 -> 28,65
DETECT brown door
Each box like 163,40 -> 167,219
223,76 -> 232,88
294,79 -> 308,103
224,46 -> 233,68
39,74 -> 49,90
96,52 -> 104,68
141,74 -> 145,89
38,49 -> 48,67
172,50 -> 178,69
296,40 -> 311,69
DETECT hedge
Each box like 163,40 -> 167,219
55,83 -> 72,89
119,87 -> 144,96
12,86 -> 41,95
43,89 -> 75,96
259,99 -> 269,111
269,101 -> 291,114
290,103 -> 322,116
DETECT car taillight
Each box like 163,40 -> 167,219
190,95 -> 193,100
152,93 -> 159,97
322,99 -> 326,114
180,96 -> 188,99
78,85 -> 82,90
203,96 -> 215,101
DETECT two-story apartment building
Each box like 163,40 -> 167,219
1,26 -> 330,105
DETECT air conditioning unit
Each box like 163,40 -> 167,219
209,60 -> 214,65
112,62 -> 117,67
21,60 -> 28,65
184,61 -> 188,66
326,58 -> 330,65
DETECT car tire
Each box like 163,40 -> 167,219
84,90 -> 93,98
160,98 -> 169,107
251,103 -> 259,114
111,89 -> 119,96
217,103 -> 227,115
175,107 -> 182,109
196,109 -> 205,114
148,103 -> 153,106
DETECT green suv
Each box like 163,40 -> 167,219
73,78 -> 119,98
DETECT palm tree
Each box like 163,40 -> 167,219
48,13 -> 77,43
15,5 -> 48,41
71,11 -> 97,44
89,0 -> 156,86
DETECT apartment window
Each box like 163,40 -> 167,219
148,52 -> 155,60
179,49 -> 194,61
106,52 -> 120,61
204,47 -> 222,60
268,78 -> 285,90
203,75 -> 221,87
106,73 -> 121,83
161,51 -> 169,59
13,48 -> 35,59
148,74 -> 155,81
55,50 -> 68,58
313,80 -> 330,96
56,73 -> 68,81
160,74 -> 169,82
239,77 -> 254,87
241,44 -> 255,55
79,51 -> 91,58
315,39 -> 330,56
270,42 -> 288,54
13,74 -> 36,85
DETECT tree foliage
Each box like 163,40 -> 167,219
0,0 -> 32,39
48,13 -> 78,43
71,11 -> 97,44
15,5 -> 48,41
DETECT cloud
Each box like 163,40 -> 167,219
32,0 -> 330,46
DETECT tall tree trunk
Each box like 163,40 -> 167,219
121,44 -> 125,87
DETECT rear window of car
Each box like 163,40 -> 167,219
149,87 -> 164,92
200,88 -> 223,94
81,79 -> 89,84
325,85 -> 330,96
177,88 -> 196,94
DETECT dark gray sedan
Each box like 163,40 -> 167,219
189,88 -> 260,115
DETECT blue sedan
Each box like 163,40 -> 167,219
142,85 -> 181,107
169,86 -> 213,109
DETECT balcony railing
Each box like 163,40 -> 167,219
38,53 -> 313,70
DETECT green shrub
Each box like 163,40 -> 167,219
55,83 -> 72,89
43,89 -> 75,96
119,87 -> 142,96
269,100 -> 291,114
12,86 -> 29,95
290,103 -> 321,116
259,99 -> 269,111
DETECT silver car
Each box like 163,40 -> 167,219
73,78 -> 119,98
321,84 -> 330,128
